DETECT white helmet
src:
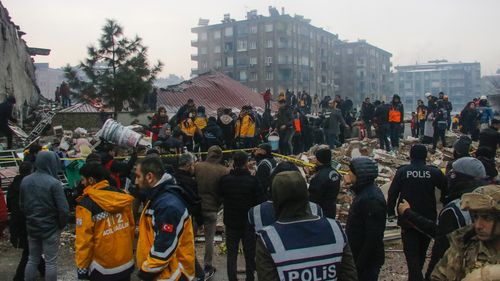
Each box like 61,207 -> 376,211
480,95 -> 487,100
424,92 -> 432,98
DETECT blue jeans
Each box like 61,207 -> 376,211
25,231 -> 60,281
326,133 -> 340,149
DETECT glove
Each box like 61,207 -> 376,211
77,268 -> 90,280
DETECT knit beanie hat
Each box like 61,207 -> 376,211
258,143 -> 272,155
452,157 -> 486,179
453,136 -> 472,157
410,144 -> 427,160
315,147 -> 332,165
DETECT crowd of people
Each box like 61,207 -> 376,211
0,90 -> 498,281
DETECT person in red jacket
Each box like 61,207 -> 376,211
262,89 -> 272,110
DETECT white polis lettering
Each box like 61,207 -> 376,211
286,264 -> 337,281
406,170 -> 431,179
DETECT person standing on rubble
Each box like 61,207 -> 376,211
218,108 -> 236,149
309,147 -> 341,219
323,99 -> 348,149
60,81 -> 71,107
431,106 -> 448,152
217,151 -> 265,281
254,143 -> 277,197
235,106 -> 256,149
373,100 -> 391,152
345,156 -> 386,281
416,99 -> 427,137
256,170 -> 358,281
479,118 -> 500,153
0,95 -> 17,149
387,144 -> 447,281
194,145 -> 229,278
361,97 -> 375,138
388,94 -> 404,150
262,89 -> 272,110
20,151 -> 70,281
274,99 -> 295,155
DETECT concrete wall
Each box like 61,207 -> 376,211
0,2 -> 40,120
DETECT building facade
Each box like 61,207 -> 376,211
394,60 -> 481,112
334,40 -> 392,105
191,8 -> 341,98
34,63 -> 65,100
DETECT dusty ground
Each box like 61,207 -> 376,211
0,227 -> 411,281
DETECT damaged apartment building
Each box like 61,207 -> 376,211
191,7 -> 392,102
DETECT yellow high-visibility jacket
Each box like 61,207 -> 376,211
194,116 -> 208,130
75,180 -> 135,280
136,180 -> 195,281
181,119 -> 197,137
235,114 -> 256,138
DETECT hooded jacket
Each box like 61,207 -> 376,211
20,151 -> 69,239
136,173 -> 196,281
194,146 -> 229,212
218,114 -> 235,142
75,180 -> 135,280
346,157 -> 387,270
235,113 -> 256,138
7,174 -> 29,248
202,119 -> 223,148
308,165 -> 341,218
256,171 -> 358,281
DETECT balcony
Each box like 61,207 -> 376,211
191,68 -> 198,75
191,39 -> 199,47
191,54 -> 198,61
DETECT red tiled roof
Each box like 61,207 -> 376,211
157,71 -> 266,115
58,102 -> 113,113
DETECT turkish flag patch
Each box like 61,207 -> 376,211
162,223 -> 174,233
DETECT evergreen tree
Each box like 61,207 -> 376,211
64,19 -> 162,116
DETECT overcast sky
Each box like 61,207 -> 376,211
4,0 -> 500,77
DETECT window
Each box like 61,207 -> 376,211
213,30 -> 221,39
199,32 -> 207,41
215,60 -> 222,68
201,61 -> 208,69
214,45 -> 221,54
250,72 -> 258,81
250,25 -> 258,34
266,40 -> 273,48
250,57 -> 257,65
200,47 -> 207,55
239,71 -> 247,81
224,42 -> 233,52
225,27 -> 233,37
237,40 -> 247,51
266,71 -> 273,80
265,23 -> 273,32
266,56 -> 273,65
278,54 -> 288,64
226,56 -> 233,67
347,48 -> 353,55
249,41 -> 257,50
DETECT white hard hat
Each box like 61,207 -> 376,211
424,92 -> 432,98
480,95 -> 487,100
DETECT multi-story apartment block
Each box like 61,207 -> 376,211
191,8 -> 341,97
394,60 -> 481,111
334,40 -> 392,105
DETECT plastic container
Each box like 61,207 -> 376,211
268,132 -> 280,151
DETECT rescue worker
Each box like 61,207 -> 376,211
180,112 -> 199,151
346,157 -> 387,281
256,171 -> 358,281
431,185 -> 500,281
309,147 -> 341,219
194,106 -> 208,131
75,163 -> 135,281
323,100 -> 347,149
262,89 -> 272,110
275,99 -> 294,155
387,144 -> 447,281
248,161 -> 324,233
388,94 -> 404,149
135,157 -> 196,280
235,106 -> 256,149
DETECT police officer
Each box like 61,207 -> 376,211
255,171 -> 358,281
309,147 -> 341,219
387,144 -> 447,281
248,161 -> 323,233
431,185 -> 500,281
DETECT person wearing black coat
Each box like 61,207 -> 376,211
173,153 -> 205,280
253,143 -> 277,198
373,101 -> 391,151
478,118 -> 500,153
217,152 -> 266,281
7,162 -> 45,281
308,147 -> 341,219
217,108 -> 236,149
387,144 -> 447,281
475,146 -> 498,182
361,98 -> 375,138
346,156 -> 386,281
0,96 -> 17,149
202,117 -> 223,152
